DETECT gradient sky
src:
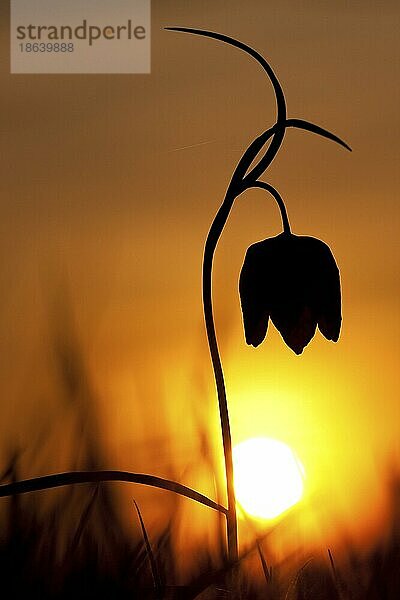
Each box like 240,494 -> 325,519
0,0 -> 399,555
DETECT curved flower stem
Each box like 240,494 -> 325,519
248,181 -> 291,234
203,183 -> 291,564
165,27 -> 287,187
167,26 -> 350,566
0,470 -> 228,514
203,191 -> 238,562
166,26 -> 288,565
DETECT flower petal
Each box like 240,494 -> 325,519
239,245 -> 270,346
272,305 -> 317,355
314,245 -> 342,342
294,235 -> 342,342
239,232 -> 341,353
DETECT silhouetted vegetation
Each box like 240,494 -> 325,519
0,307 -> 399,599
1,457 -> 400,599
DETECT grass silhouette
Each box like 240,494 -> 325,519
0,312 -> 399,598
1,453 -> 400,598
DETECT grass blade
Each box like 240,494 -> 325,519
70,485 -> 99,553
328,548 -> 348,599
284,557 -> 313,600
0,470 -> 227,514
133,499 -> 163,599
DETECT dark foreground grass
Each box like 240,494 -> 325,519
1,460 -> 400,599
1,312 -> 398,599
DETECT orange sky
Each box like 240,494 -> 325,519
0,0 -> 399,559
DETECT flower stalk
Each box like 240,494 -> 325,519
203,191 -> 238,560
167,26 -> 351,563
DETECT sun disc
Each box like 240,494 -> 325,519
233,437 -> 304,519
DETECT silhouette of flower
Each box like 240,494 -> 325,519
239,232 -> 341,354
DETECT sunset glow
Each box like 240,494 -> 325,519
233,437 -> 305,520
0,1 -> 398,594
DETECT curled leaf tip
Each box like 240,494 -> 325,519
286,118 -> 352,152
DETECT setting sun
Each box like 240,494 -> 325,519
233,437 -> 305,520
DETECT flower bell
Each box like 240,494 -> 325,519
239,232 -> 342,354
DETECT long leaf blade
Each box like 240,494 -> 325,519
0,470 -> 228,514
287,118 -> 352,151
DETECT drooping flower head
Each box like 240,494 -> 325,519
166,26 -> 351,567
239,232 -> 341,354
165,27 -> 349,359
